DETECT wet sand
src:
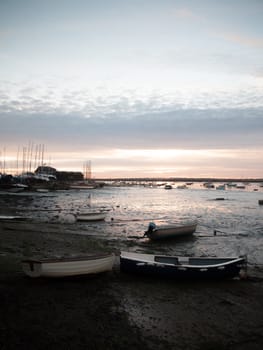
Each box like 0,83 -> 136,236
1,221 -> 263,350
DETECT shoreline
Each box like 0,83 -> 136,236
1,223 -> 263,349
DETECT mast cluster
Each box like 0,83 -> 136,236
1,142 -> 47,175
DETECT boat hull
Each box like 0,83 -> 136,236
120,252 -> 246,280
0,215 -> 27,221
22,254 -> 115,278
145,223 -> 197,240
76,212 -> 106,221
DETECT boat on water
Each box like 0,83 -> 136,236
164,184 -> 173,190
70,185 -> 97,190
76,211 -> 107,221
144,221 -> 197,240
203,182 -> 215,189
177,184 -> 187,189
0,215 -> 28,221
22,253 -> 115,278
120,252 -> 247,280
0,183 -> 28,193
216,184 -> 226,190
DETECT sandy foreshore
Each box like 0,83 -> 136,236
1,221 -> 263,350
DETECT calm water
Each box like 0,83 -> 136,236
1,183 -> 263,267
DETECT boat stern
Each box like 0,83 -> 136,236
22,260 -> 42,278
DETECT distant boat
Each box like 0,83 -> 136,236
76,211 -> 107,222
120,251 -> 247,280
236,184 -> 246,189
0,183 -> 28,193
144,221 -> 197,240
164,184 -> 173,190
70,185 -> 96,190
227,182 -> 237,188
203,182 -> 214,188
36,188 -> 49,193
22,253 -> 115,278
177,184 -> 187,189
216,184 -> 225,190
0,215 -> 27,221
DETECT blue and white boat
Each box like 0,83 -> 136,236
120,252 -> 247,280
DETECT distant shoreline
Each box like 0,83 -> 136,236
95,177 -> 263,183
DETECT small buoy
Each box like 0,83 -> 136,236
213,230 -> 217,236
258,200 -> 263,205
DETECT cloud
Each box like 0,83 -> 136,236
173,8 -> 200,20
217,31 -> 263,48
1,108 -> 262,153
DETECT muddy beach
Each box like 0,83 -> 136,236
1,221 -> 263,350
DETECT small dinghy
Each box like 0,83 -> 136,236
144,221 -> 197,240
120,252 -> 247,280
0,215 -> 27,221
22,253 -> 115,278
76,212 -> 107,222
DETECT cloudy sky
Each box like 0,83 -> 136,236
1,0 -> 263,178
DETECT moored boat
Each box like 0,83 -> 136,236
144,221 -> 197,240
22,253 -> 115,278
0,183 -> 28,192
120,252 -> 247,280
164,184 -> 173,190
69,185 -> 97,190
76,211 -> 107,221
0,215 -> 28,221
216,184 -> 226,190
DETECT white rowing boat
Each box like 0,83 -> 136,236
76,212 -> 107,221
0,215 -> 27,221
22,253 -> 115,278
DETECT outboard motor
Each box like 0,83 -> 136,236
148,222 -> 156,232
144,222 -> 156,237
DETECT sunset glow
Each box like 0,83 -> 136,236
1,1 -> 263,179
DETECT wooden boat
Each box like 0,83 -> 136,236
22,253 -> 115,278
76,211 -> 107,221
120,251 -> 247,280
144,221 -> 197,240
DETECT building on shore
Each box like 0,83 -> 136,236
35,166 -> 83,182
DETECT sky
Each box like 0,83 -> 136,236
0,0 -> 263,179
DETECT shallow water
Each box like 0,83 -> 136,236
1,183 -> 263,267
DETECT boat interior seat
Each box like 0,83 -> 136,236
154,256 -> 179,265
178,257 -> 189,264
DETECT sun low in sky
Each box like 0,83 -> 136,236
0,0 -> 263,178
